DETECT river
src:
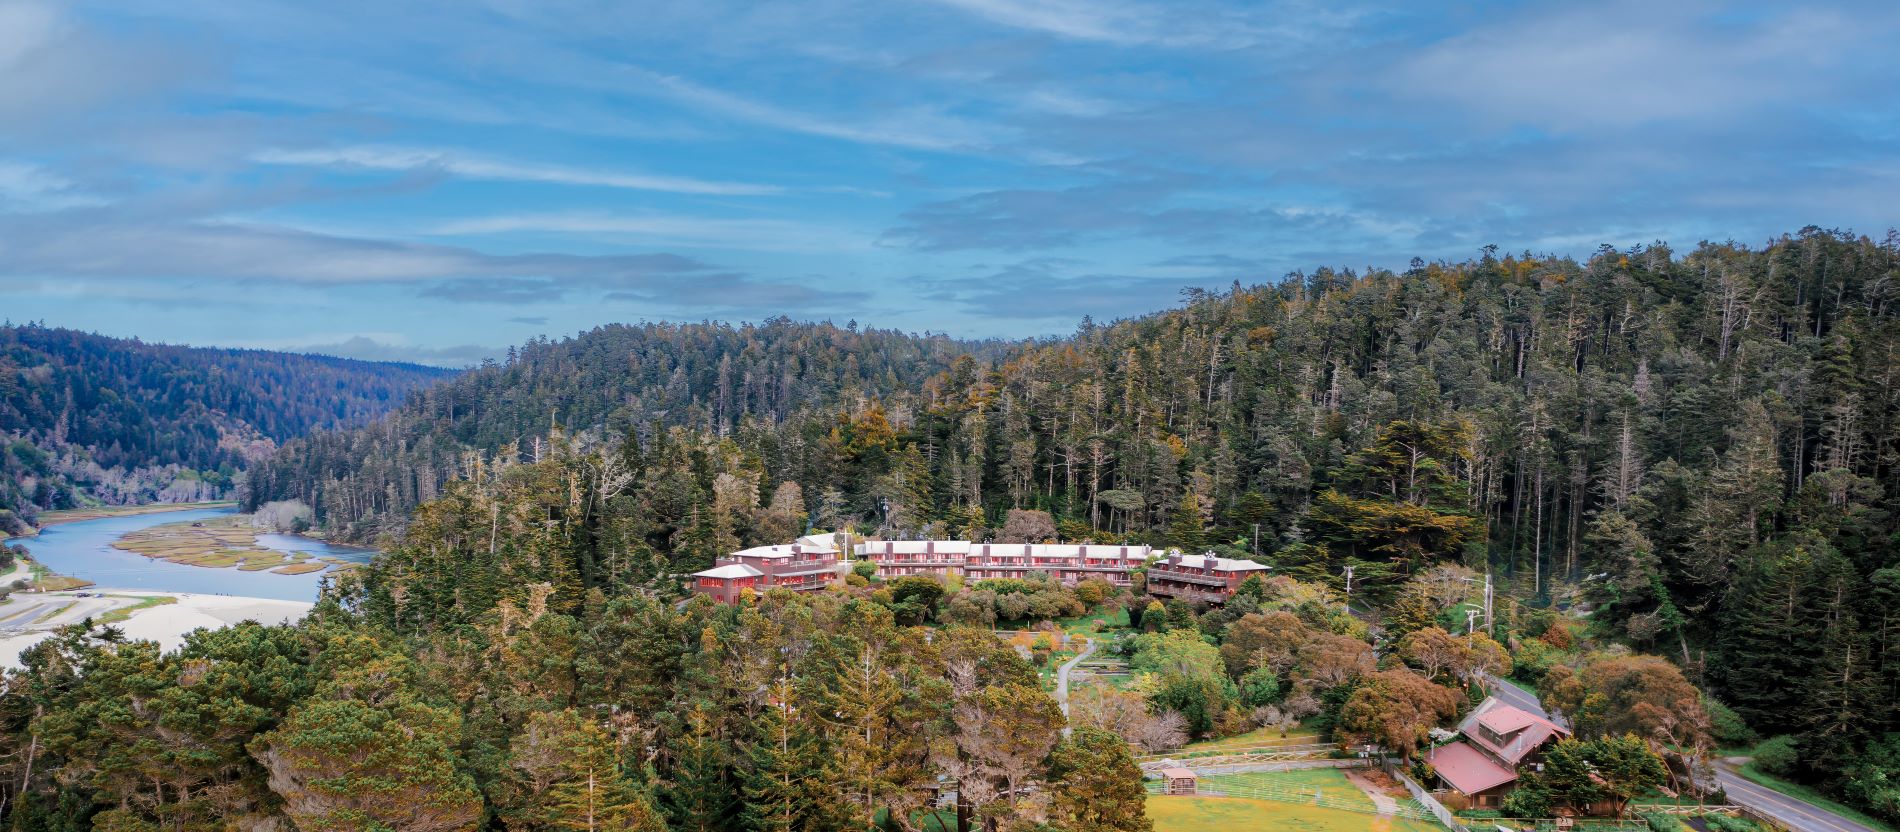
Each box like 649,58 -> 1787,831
11,507 -> 376,602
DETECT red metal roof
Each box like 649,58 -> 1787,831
1428,741 -> 1520,795
1461,698 -> 1569,765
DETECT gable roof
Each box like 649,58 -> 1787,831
1460,697 -> 1570,765
1428,741 -> 1520,795
694,563 -> 764,579
1165,553 -> 1272,572
731,541 -> 837,560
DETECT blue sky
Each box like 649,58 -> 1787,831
3,0 -> 1896,366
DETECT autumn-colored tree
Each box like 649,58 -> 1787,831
1336,669 -> 1461,759
1573,654 -> 1711,753
997,508 -> 1057,543
1219,611 -> 1309,678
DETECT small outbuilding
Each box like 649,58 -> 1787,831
1160,767 -> 1198,795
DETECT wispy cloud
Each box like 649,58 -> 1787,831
0,0 -> 205,125
253,145 -> 783,196
913,258 -> 1197,320
0,212 -> 856,313
624,66 -> 1006,153
225,333 -> 496,368
883,176 -> 1370,253
921,0 -> 1283,48
1389,4 -> 1893,132
0,160 -> 101,211
430,212 -> 875,253
925,0 -> 1155,44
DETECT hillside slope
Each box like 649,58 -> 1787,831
255,227 -> 1898,821
242,318 -> 1001,538
0,325 -> 454,533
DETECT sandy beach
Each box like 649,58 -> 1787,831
0,589 -> 312,668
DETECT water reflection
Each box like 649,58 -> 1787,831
13,507 -> 378,602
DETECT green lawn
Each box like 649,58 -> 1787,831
914,809 -> 958,832
1199,768 -> 1377,812
1059,606 -> 1130,636
1148,795 -> 1441,832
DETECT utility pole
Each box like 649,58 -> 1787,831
1465,606 -> 1480,634
1483,570 -> 1495,636
1252,523 -> 1260,558
1342,565 -> 1355,602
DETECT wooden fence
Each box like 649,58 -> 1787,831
1383,759 -> 1466,832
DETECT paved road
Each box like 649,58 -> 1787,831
1483,673 -> 1883,832
1055,636 -> 1096,735
1714,764 -> 1886,832
0,591 -> 134,633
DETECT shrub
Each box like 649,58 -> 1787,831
1641,812 -> 1683,832
1753,735 -> 1799,776
1031,633 -> 1055,666
1500,781 -> 1553,818
1703,814 -> 1762,832
1239,667 -> 1282,707
1512,639 -> 1560,684
1703,696 -> 1757,749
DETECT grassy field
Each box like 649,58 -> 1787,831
111,514 -> 338,576
25,559 -> 94,591
1174,722 -> 1324,754
1199,769 -> 1379,812
1148,794 -> 1441,832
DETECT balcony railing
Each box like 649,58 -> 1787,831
1149,570 -> 1229,587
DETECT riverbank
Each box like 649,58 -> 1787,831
0,588 -> 313,667
111,513 -> 349,575
3,501 -> 239,541
12,506 -> 371,602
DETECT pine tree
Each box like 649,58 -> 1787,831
1045,727 -> 1153,832
662,706 -> 739,832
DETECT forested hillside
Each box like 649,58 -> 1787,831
246,226 -> 1900,820
0,325 -> 453,533
242,318 -> 998,540
0,443 -> 1149,830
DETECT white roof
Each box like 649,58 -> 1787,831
797,532 -> 838,550
732,541 -> 836,560
1169,553 -> 1271,572
855,540 -> 973,555
694,563 -> 764,579
856,540 -> 1150,560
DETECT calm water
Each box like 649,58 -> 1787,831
12,507 -> 378,602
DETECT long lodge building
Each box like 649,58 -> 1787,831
854,540 -> 1149,587
690,532 -> 1272,605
